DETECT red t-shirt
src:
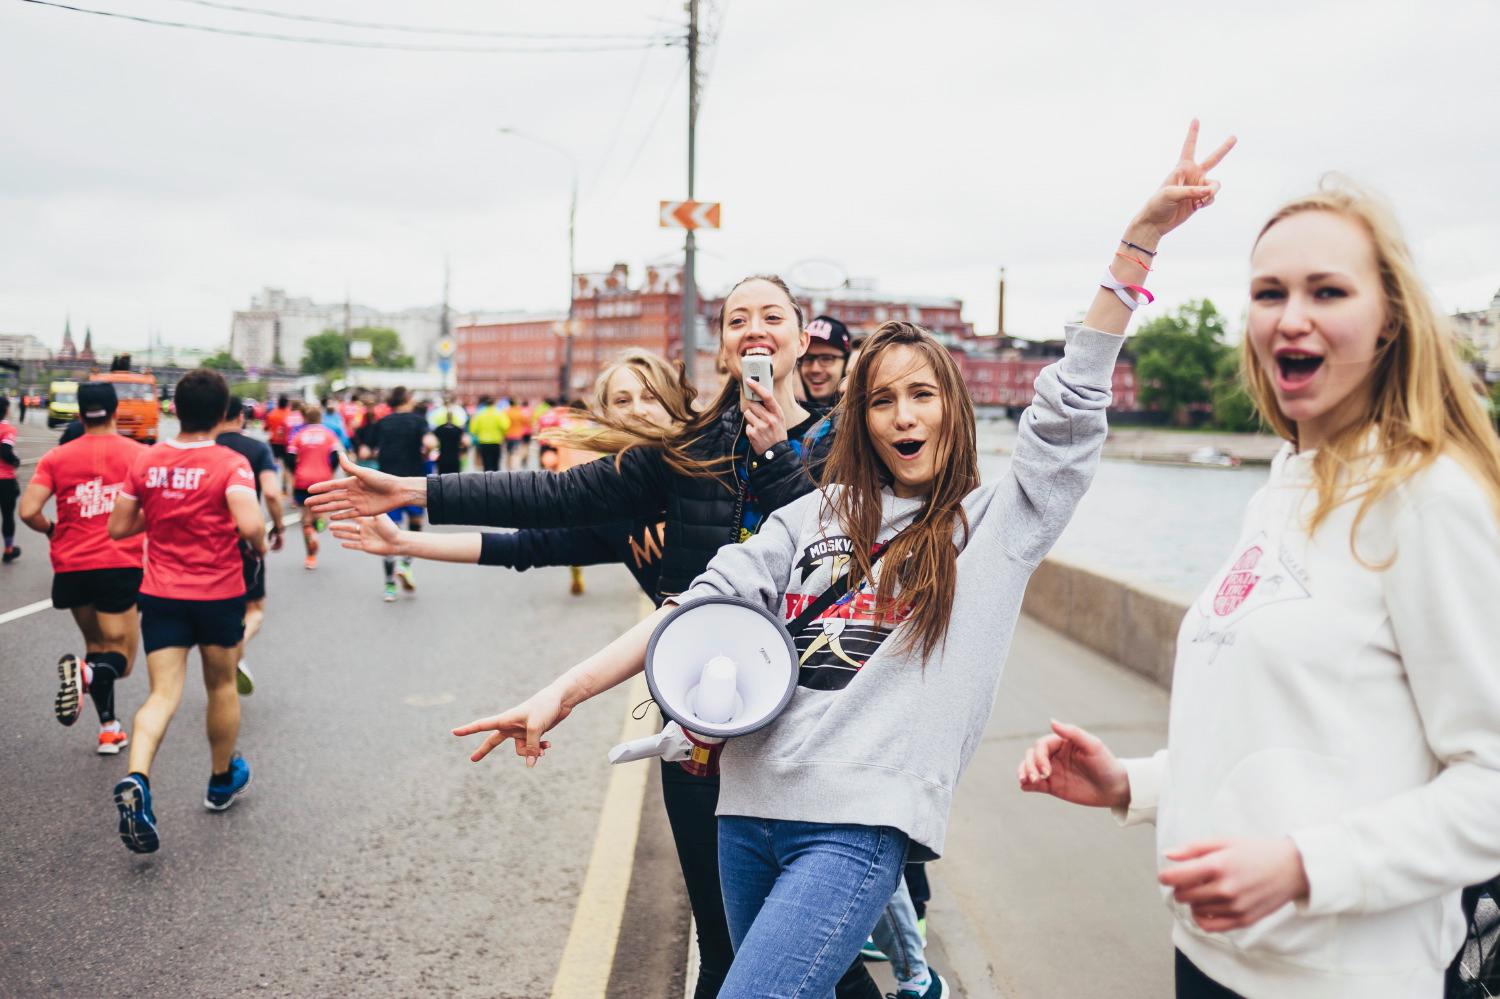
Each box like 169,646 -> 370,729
289,424 -> 340,490
122,440 -> 256,600
265,406 -> 291,446
338,401 -> 364,434
0,420 -> 16,481
31,434 -> 146,572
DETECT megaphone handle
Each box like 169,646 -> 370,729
679,729 -> 726,777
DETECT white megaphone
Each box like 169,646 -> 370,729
608,596 -> 798,774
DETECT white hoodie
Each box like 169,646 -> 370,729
1119,442 -> 1500,998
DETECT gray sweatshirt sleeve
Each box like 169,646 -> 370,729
674,490 -> 818,614
994,324 -> 1124,566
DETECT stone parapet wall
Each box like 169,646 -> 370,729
1021,556 -> 1191,689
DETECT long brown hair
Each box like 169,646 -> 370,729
1244,180 -> 1500,560
821,321 -> 980,659
556,274 -> 806,483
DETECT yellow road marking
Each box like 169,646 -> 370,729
549,600 -> 660,999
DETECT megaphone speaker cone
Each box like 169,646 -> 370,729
645,596 -> 798,739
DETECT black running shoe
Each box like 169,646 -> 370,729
55,654 -> 84,726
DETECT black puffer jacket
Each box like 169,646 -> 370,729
426,402 -> 837,600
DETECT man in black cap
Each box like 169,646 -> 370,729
798,315 -> 852,410
18,381 -> 145,754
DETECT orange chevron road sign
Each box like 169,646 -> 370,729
659,200 -> 721,230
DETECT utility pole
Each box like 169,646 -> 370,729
997,267 -> 1007,338
441,258 -> 451,396
680,0 -> 699,382
342,290 -> 352,391
561,169 -> 577,402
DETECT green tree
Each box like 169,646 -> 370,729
1210,349 -> 1263,432
300,326 -> 414,375
301,329 -> 349,376
201,350 -> 243,372
1131,299 -> 1231,425
354,327 -> 414,369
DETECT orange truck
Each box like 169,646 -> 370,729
90,370 -> 160,443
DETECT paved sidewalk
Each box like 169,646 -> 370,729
914,613 -> 1176,998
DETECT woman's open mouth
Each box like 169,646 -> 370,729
1275,351 -> 1324,390
892,439 -> 925,459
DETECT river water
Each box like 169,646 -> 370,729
977,448 -> 1271,599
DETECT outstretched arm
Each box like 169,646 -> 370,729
330,515 -> 482,563
452,605 -> 674,766
995,120 -> 1235,566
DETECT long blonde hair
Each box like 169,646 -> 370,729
544,348 -> 697,453
1244,179 -> 1500,557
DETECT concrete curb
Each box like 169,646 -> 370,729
1021,555 -> 1191,689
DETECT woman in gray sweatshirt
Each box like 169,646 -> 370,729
455,121 -> 1234,997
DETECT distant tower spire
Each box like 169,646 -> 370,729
81,325 -> 96,363
61,314 -> 77,359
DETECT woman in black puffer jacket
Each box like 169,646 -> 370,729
308,274 -> 886,999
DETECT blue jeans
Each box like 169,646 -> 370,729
872,878 -> 929,989
717,816 -> 909,999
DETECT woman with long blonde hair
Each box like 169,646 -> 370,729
329,348 -> 692,599
1019,180 -> 1500,998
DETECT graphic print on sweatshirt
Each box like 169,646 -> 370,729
783,534 -> 911,691
1189,531 -> 1311,662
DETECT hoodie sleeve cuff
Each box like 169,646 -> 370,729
1060,324 -> 1127,387
1289,823 -> 1364,915
1112,750 -> 1168,827
425,474 -> 447,523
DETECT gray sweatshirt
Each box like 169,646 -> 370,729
677,324 -> 1125,859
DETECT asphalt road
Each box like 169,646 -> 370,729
0,411 -> 653,998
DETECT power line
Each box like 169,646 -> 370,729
161,0 -> 672,42
16,0 -> 680,53
603,57 -> 688,204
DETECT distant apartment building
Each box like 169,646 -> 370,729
1452,285 -> 1500,381
0,333 -> 51,363
229,287 -> 447,372
453,263 -> 1137,409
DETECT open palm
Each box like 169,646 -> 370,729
329,514 -> 400,556
1017,721 -> 1130,809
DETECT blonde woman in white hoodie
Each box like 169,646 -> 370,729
1019,180 -> 1500,999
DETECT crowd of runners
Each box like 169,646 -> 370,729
5,122 -> 1500,999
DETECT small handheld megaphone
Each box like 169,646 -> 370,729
645,596 -> 798,738
608,596 -> 798,770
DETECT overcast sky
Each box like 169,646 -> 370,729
2,0 -> 1497,353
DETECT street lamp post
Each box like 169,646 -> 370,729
498,127 -> 579,402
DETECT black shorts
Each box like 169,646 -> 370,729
241,546 -> 265,602
138,594 -> 247,653
270,442 -> 287,461
282,451 -> 298,476
52,567 -> 143,614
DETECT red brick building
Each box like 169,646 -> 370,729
455,265 -> 1137,410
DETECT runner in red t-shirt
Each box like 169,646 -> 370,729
18,383 -> 144,753
105,369 -> 266,854
287,409 -> 341,570
264,395 -> 293,492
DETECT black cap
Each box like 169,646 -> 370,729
805,315 -> 851,357
78,382 -> 118,420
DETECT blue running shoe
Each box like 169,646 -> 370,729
204,754 -> 251,811
113,774 -> 159,854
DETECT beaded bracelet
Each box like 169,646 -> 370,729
1101,272 -> 1154,312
